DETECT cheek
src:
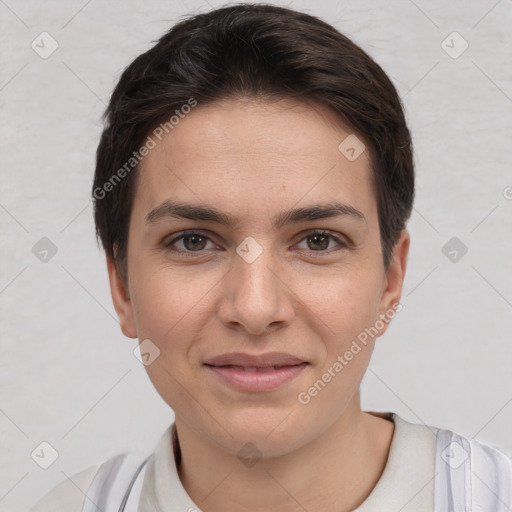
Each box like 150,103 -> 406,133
129,260 -> 223,371
296,275 -> 381,412
130,256 -> 204,330
129,266 -> 207,408
300,269 -> 382,342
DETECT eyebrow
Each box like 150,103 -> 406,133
145,200 -> 367,229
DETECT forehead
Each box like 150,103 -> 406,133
134,97 -> 376,228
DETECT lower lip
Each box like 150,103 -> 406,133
205,363 -> 308,392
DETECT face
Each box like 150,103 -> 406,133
108,97 -> 409,457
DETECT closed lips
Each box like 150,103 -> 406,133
203,352 -> 309,368
206,364 -> 307,372
204,352 -> 309,392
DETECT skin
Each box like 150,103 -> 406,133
107,96 -> 410,512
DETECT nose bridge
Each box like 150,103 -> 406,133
235,236 -> 280,305
220,236 -> 294,333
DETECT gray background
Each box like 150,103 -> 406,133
1,0 -> 511,510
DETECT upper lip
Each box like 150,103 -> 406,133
204,352 -> 307,368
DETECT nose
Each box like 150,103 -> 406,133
217,243 -> 296,336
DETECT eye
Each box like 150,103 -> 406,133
295,230 -> 347,253
163,230 -> 217,254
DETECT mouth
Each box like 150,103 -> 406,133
205,364 -> 303,372
204,351 -> 308,368
203,353 -> 309,392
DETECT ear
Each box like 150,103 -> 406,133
376,230 -> 410,336
106,253 -> 138,338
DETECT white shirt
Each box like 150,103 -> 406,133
27,412 -> 443,511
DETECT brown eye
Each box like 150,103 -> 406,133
307,232 -> 330,250
296,230 -> 347,252
164,231 -> 215,253
181,233 -> 208,251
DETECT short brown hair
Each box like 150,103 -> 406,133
93,3 -> 414,283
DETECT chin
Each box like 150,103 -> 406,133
204,408 -> 313,457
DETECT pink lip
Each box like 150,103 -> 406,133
204,351 -> 306,367
205,363 -> 308,392
204,352 -> 309,392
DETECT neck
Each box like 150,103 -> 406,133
174,399 -> 394,512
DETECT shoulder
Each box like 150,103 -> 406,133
436,425 -> 512,472
28,451 -> 150,512
435,426 -> 512,510
387,412 -> 512,509
470,435 -> 512,466
28,463 -> 101,512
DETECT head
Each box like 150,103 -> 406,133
93,4 -> 414,456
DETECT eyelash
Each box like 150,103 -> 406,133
162,229 -> 348,257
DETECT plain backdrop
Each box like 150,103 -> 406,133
1,0 -> 511,510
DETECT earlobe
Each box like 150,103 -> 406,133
378,230 -> 410,329
106,254 -> 138,339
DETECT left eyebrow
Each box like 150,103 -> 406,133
145,200 -> 367,229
